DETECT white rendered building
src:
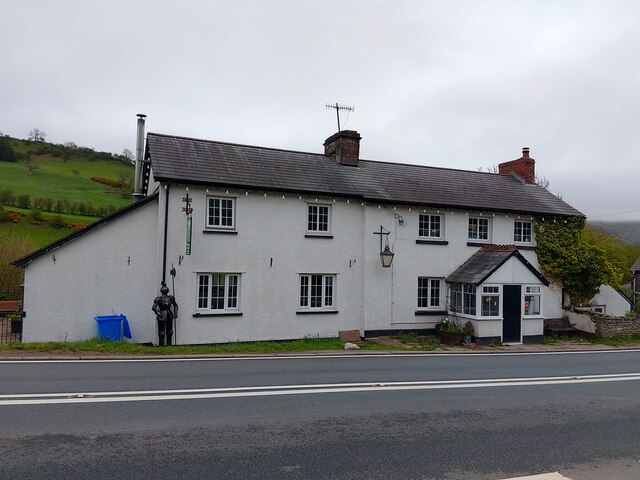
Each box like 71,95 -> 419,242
14,121 -> 584,345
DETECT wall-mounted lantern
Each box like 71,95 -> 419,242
373,225 -> 394,268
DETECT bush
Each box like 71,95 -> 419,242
49,215 -> 65,229
29,209 -> 44,222
91,176 -> 126,188
64,220 -> 88,231
7,211 -> 21,223
33,196 -> 54,212
0,137 -> 16,162
16,194 -> 31,209
0,189 -> 15,205
0,205 -> 10,222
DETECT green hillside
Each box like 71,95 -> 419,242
0,136 -> 134,248
589,221 -> 640,246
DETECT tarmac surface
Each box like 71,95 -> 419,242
1,338 -> 639,361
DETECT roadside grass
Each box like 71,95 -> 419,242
3,334 -> 639,356
543,332 -> 640,347
0,336 -> 347,355
393,332 -> 440,350
590,333 -> 640,346
541,333 -> 589,345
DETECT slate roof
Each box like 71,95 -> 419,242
13,193 -> 159,268
146,133 -> 583,217
445,245 -> 549,286
632,256 -> 640,273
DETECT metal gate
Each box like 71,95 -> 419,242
0,314 -> 22,343
0,293 -> 22,344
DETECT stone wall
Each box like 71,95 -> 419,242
592,314 -> 640,337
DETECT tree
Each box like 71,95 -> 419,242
16,194 -> 31,209
25,155 -> 39,174
0,189 -> 16,205
0,231 -> 35,298
121,148 -> 134,163
117,170 -> 132,187
535,217 -> 623,306
64,141 -> 78,149
0,137 -> 16,162
28,128 -> 46,142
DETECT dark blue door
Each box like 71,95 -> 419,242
503,285 -> 521,343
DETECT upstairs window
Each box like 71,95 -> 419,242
307,204 -> 330,233
206,197 -> 235,229
514,220 -> 533,244
468,217 -> 489,241
418,214 -> 442,239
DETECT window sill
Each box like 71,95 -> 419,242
467,241 -> 490,247
296,309 -> 339,315
305,233 -> 334,239
416,239 -> 448,245
523,315 -> 543,319
193,311 -> 243,317
414,310 -> 447,316
203,229 -> 238,235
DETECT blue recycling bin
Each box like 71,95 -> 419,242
94,315 -> 131,341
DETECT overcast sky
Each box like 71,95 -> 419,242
2,1 -> 639,221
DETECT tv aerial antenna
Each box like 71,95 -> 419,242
326,102 -> 354,132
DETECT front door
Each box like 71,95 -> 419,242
503,285 -> 521,343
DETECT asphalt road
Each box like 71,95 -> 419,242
1,351 -> 639,479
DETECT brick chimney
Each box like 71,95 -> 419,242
324,130 -> 361,166
499,147 -> 535,184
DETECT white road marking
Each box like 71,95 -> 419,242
1,372 -> 639,406
502,473 -> 570,480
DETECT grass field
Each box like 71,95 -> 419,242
0,207 -> 100,247
1,137 -> 133,206
0,138 -> 133,249
0,157 -> 132,208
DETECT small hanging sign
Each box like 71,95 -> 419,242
182,193 -> 193,255
186,216 -> 192,255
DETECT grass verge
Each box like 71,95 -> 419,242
590,334 -> 640,346
0,336 -> 347,355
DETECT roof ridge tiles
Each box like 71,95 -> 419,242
480,244 -> 517,252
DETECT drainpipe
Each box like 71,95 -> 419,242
162,183 -> 170,285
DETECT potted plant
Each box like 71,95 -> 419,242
462,321 -> 475,344
435,317 -> 462,345
8,313 -> 22,334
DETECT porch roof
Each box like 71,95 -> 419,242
445,245 -> 549,286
